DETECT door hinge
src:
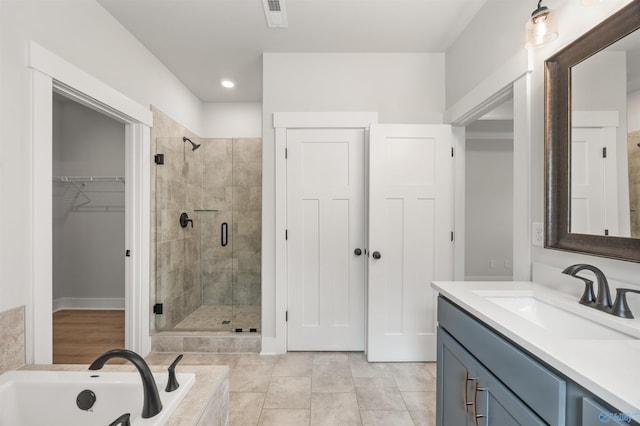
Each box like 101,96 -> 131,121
602,147 -> 607,158
604,229 -> 609,236
285,148 -> 288,159
125,249 -> 131,257
451,231 -> 454,242
153,303 -> 163,315
154,154 -> 164,165
285,229 -> 288,240
285,310 -> 288,322
451,147 -> 454,157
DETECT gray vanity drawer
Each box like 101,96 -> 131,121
438,296 -> 567,426
582,397 -> 635,426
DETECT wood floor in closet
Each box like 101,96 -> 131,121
53,309 -> 125,364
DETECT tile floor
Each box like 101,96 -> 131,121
145,351 -> 437,426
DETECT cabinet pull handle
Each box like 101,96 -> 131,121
463,371 -> 477,412
473,381 -> 487,425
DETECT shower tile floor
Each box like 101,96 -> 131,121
173,305 -> 261,331
144,351 -> 437,425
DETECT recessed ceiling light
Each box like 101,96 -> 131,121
221,80 -> 235,88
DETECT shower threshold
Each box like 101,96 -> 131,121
151,329 -> 262,353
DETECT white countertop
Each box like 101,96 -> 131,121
431,281 -> 640,415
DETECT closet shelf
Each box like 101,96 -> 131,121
53,176 -> 125,212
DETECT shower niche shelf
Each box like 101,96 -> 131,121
53,176 -> 125,212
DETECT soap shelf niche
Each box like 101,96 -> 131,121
53,176 -> 125,212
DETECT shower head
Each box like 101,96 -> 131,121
182,136 -> 201,151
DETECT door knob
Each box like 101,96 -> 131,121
372,251 -> 381,259
354,248 -> 362,256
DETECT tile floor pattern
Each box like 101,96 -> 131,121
145,351 -> 436,426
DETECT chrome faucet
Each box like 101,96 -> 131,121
562,264 -> 612,311
89,349 -> 163,418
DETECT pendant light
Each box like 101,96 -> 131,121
525,0 -> 558,48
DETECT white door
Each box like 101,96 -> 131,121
286,128 -> 366,350
571,127 -> 607,235
367,124 -> 453,362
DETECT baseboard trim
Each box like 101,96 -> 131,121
53,298 -> 125,312
260,336 -> 282,355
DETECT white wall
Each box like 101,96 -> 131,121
449,0 -> 640,291
52,98 -> 125,305
465,139 -> 513,280
446,1 -> 531,109
0,0 -> 202,314
201,102 -> 262,138
261,52 -> 445,345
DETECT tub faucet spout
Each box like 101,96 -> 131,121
89,349 -> 162,418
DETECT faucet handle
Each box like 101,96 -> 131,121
570,275 -> 596,306
610,288 -> 640,319
165,354 -> 183,392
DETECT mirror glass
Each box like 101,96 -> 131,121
570,29 -> 640,237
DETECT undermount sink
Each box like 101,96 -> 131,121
473,290 -> 636,340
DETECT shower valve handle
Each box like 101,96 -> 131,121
179,212 -> 193,228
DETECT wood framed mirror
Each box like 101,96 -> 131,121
545,0 -> 640,262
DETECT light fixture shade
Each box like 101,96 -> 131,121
525,4 -> 558,48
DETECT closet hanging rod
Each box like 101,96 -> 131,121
53,176 -> 125,182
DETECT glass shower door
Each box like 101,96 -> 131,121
154,137 -> 261,332
230,138 -> 262,331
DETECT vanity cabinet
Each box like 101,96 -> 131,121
437,296 -> 639,426
439,328 -> 545,425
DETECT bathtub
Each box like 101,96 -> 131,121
0,369 -> 195,425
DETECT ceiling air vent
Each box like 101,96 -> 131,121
262,0 -> 288,28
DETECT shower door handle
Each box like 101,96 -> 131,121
221,222 -> 228,247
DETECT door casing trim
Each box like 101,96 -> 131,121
28,41 -> 151,362
265,112 -> 378,355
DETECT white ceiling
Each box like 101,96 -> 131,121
97,0 -> 487,102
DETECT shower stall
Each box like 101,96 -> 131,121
154,137 -> 261,332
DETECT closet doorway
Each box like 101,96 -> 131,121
464,98 -> 514,281
52,93 -> 126,363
